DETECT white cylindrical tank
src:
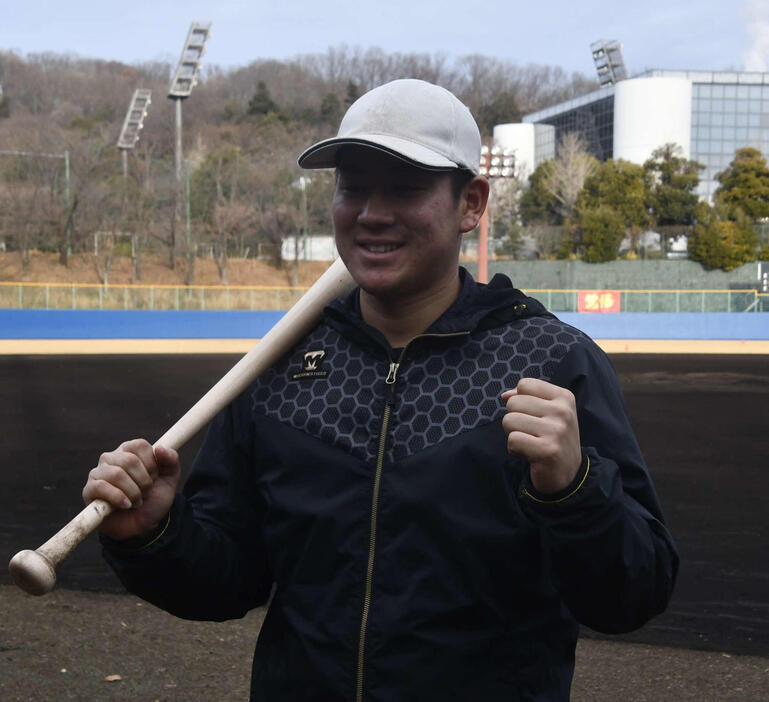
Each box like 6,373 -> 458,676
493,123 -> 536,181
613,77 -> 692,164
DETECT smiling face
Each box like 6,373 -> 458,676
332,148 -> 481,313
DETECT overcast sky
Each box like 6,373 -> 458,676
2,0 -> 768,77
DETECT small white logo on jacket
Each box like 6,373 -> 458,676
292,349 -> 329,379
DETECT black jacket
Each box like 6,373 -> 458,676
103,269 -> 678,701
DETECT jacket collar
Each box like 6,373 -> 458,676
325,267 -> 552,352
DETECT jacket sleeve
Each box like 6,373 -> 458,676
517,338 -> 679,634
100,392 -> 273,621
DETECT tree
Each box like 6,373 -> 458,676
714,147 -> 769,221
575,159 -> 648,258
320,92 -> 342,126
190,147 -> 254,283
643,143 -> 703,226
477,91 -> 520,136
247,81 -> 279,117
578,159 -> 648,228
689,201 -> 759,271
210,201 -> 256,283
520,161 -> 561,225
254,169 -> 301,269
344,80 -> 361,107
643,143 -> 703,256
542,132 -> 597,222
578,205 -> 626,263
489,176 -> 525,257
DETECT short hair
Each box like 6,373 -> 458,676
450,168 -> 476,203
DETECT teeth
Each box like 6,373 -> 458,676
364,244 -> 399,253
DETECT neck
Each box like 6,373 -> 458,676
360,274 -> 462,348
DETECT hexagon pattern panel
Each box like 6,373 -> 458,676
252,317 -> 583,463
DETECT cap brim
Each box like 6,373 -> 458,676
298,135 -> 462,172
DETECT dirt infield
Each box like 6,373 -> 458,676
1,585 -> 768,701
1,352 -> 768,698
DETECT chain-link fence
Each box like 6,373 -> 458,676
529,289 -> 767,313
0,283 -> 306,311
1,282 -> 767,313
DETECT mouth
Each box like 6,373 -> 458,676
359,243 -> 402,254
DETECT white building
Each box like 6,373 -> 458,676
495,70 -> 769,201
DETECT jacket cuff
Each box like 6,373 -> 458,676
520,453 -> 590,506
100,500 -> 178,554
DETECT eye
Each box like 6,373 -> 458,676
338,181 -> 364,196
394,183 -> 425,195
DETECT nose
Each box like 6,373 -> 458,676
357,190 -> 395,227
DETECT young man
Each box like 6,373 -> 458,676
84,79 -> 678,701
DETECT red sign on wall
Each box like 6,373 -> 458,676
578,290 -> 621,313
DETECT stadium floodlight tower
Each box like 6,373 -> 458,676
117,88 -> 152,177
476,145 -> 515,283
590,39 -> 628,86
168,21 -> 212,182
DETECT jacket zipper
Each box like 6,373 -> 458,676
356,353 -> 399,702
355,332 -> 468,701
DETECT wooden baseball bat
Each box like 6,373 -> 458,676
9,258 -> 355,596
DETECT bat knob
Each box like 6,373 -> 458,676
8,549 -> 57,596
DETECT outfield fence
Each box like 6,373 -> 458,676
0,281 -> 767,313
532,289 -> 768,313
0,282 -> 306,312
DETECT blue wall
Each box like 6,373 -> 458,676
1,309 -> 767,341
558,313 -> 768,340
0,310 -> 284,339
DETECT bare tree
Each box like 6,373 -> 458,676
543,132 -> 597,222
210,201 -> 256,283
489,176 -> 525,256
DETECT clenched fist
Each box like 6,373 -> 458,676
82,439 -> 181,541
501,377 -> 582,494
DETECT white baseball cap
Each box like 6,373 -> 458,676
298,79 -> 481,175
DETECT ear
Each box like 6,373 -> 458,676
458,176 -> 490,234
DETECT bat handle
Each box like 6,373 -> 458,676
8,498 -> 114,596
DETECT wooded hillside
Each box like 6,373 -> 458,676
0,47 -> 597,283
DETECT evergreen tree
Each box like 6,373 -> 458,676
714,147 -> 769,221
247,81 -> 279,117
579,205 -> 626,263
320,92 -> 341,126
520,161 -> 561,225
578,159 -> 648,229
643,143 -> 703,226
689,201 -> 759,271
344,80 -> 361,107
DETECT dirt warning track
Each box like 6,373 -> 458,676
1,352 -> 767,656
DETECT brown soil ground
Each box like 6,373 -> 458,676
1,585 -> 768,702
0,250 -> 331,288
2,354 -> 769,699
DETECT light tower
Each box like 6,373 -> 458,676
167,21 -> 212,275
590,40 -> 628,87
477,145 -> 516,283
168,21 -> 212,182
117,88 -> 152,177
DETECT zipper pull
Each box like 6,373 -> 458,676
385,362 -> 399,385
